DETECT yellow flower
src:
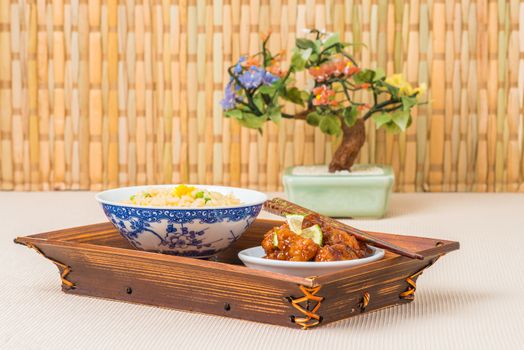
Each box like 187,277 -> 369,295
385,74 -> 425,97
415,83 -> 427,96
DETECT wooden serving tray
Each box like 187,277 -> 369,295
14,219 -> 459,329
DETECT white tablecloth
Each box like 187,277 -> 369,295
1,192 -> 523,350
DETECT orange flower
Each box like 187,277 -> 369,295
243,56 -> 260,68
268,61 -> 286,77
259,31 -> 271,41
333,60 -> 347,75
359,83 -> 371,89
309,66 -> 326,81
309,57 -> 359,81
346,66 -> 360,75
312,86 -> 326,96
312,85 -> 336,106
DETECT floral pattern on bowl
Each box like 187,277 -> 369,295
97,185 -> 266,258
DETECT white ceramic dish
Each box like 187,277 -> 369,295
238,245 -> 385,277
96,185 -> 267,258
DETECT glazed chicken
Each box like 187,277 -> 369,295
262,214 -> 370,262
262,224 -> 318,261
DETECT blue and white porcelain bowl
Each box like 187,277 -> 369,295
96,185 -> 267,258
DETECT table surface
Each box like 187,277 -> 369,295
1,192 -> 523,350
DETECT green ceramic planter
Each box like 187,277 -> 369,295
282,165 -> 394,218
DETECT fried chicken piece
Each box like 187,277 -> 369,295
303,214 -> 370,260
262,224 -> 318,261
315,244 -> 361,262
324,228 -> 369,258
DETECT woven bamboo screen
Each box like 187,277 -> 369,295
1,0 -> 523,192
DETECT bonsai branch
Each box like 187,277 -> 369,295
282,109 -> 312,120
361,99 -> 401,121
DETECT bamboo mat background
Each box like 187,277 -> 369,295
1,0 -> 523,192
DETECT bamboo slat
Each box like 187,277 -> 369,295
474,0 -> 488,192
195,0 -> 205,184
171,1 -> 181,183
429,0 -> 445,192
143,0 -> 154,184
416,0 -> 429,191
212,0 -> 223,185
442,0 -> 454,192
466,2 -> 478,190
506,0 -> 519,192
457,0 -> 469,191
246,0 -> 258,189
1,0 -> 13,189
0,0 -> 523,192
296,1 -> 311,167
313,0 -> 326,166
403,0 -> 419,192
28,0 -> 39,189
106,0 -> 118,188
229,0 -> 241,187
63,0 -> 72,189
518,1 -> 524,192
281,0 -> 296,185
11,0 -> 24,190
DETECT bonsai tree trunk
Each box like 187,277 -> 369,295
329,118 -> 366,172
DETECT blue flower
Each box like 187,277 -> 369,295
233,56 -> 246,75
230,78 -> 241,91
262,71 -> 279,86
238,66 -> 264,89
221,82 -> 237,110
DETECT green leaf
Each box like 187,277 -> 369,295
225,109 -> 243,120
300,91 -> 310,101
391,110 -> 410,131
342,106 -> 358,127
383,121 -> 402,134
301,48 -> 313,61
268,108 -> 282,125
373,68 -> 385,81
353,69 -> 375,84
237,113 -> 267,130
319,115 -> 342,136
384,82 -> 400,98
323,33 -> 340,49
281,87 -> 306,106
372,112 -> 392,129
308,53 -> 319,63
296,38 -> 317,51
401,96 -> 417,111
306,112 -> 321,126
253,95 -> 265,112
291,51 -> 306,71
258,85 -> 277,95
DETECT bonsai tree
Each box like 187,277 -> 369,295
221,30 -> 425,172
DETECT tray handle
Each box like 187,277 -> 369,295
15,239 -> 75,289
